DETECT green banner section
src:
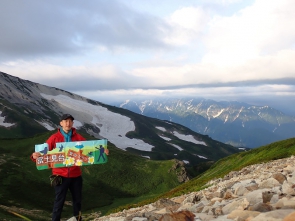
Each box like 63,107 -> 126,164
35,140 -> 108,170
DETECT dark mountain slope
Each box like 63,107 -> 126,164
0,71 -> 241,167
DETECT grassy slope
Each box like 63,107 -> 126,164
0,131 -> 181,220
110,137 -> 295,212
2,127 -> 293,220
168,137 -> 295,196
0,99 -> 49,138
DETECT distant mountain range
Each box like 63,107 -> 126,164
0,71 -> 241,169
112,98 -> 295,148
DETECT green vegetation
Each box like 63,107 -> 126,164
0,131 -> 181,220
165,137 -> 295,196
0,99 -> 49,138
1,127 -> 294,220
108,137 -> 295,213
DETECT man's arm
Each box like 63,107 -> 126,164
30,134 -> 56,162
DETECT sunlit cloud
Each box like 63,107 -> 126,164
0,0 -> 295,115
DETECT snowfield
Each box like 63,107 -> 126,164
173,131 -> 207,146
0,111 -> 15,127
40,94 -> 154,151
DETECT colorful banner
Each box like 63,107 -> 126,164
35,140 -> 108,170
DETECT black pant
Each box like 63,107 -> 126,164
52,176 -> 83,221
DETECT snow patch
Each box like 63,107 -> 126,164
169,143 -> 183,151
165,106 -> 172,111
197,155 -> 207,159
35,120 -> 55,131
0,111 -> 15,127
156,126 -> 166,132
159,135 -> 171,141
213,109 -> 224,118
224,114 -> 229,123
233,107 -> 244,121
40,94 -> 154,151
173,131 -> 207,146
73,120 -> 83,129
120,100 -> 130,108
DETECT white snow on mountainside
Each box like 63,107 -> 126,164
159,135 -> 171,141
155,126 -> 166,132
35,120 -> 55,131
0,111 -> 15,127
173,131 -> 207,146
169,143 -> 183,151
156,126 -> 207,146
40,93 -> 154,151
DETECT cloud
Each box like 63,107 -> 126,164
0,0 -> 295,115
202,0 -> 244,4
1,60 -> 155,91
163,6 -> 210,46
0,0 -> 171,60
202,0 -> 295,66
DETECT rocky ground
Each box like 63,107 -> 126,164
93,155 -> 295,221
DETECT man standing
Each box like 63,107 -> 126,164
31,114 -> 109,221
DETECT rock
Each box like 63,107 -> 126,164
258,178 -> 280,188
270,194 -> 280,204
245,182 -> 259,191
109,217 -> 126,221
234,185 -> 250,196
158,210 -> 195,221
223,190 -> 237,200
94,156 -> 295,221
273,197 -> 289,209
245,189 -> 267,205
155,198 -> 178,208
248,202 -> 273,212
222,198 -> 249,215
282,182 -> 295,195
132,218 -> 147,221
168,160 -> 191,183
273,173 -> 287,184
282,199 -> 295,209
283,165 -> 295,173
262,191 -> 275,203
181,193 -> 199,205
250,209 -> 294,221
227,210 -> 260,220
283,211 -> 295,221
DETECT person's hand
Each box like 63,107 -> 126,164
32,152 -> 41,159
104,149 -> 109,155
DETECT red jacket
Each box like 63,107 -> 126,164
32,128 -> 86,177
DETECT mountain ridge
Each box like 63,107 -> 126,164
0,71 -> 241,167
0,71 -> 243,220
114,97 -> 295,148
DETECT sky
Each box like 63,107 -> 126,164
1,0 -> 295,115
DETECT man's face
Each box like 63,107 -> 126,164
60,118 -> 74,133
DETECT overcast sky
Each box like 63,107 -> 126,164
1,0 -> 295,115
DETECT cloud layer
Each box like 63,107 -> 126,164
1,0 -> 295,114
